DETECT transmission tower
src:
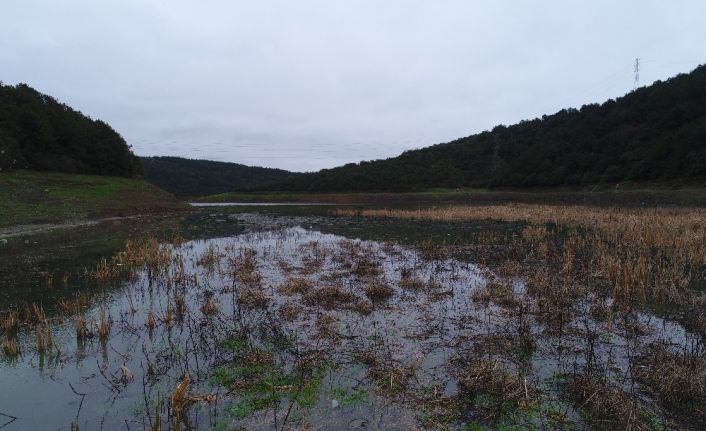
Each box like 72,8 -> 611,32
633,58 -> 640,90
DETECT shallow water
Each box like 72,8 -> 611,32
0,213 -> 701,430
190,202 -> 340,207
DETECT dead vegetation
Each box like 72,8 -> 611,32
2,209 -> 704,429
565,374 -> 663,431
339,204 -> 706,307
303,284 -> 355,309
363,278 -> 394,301
635,343 -> 706,422
277,276 -> 313,296
457,359 -> 537,421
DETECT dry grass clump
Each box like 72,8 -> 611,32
315,313 -> 339,339
471,333 -> 535,359
76,315 -> 89,339
352,256 -> 382,278
565,375 -> 662,431
278,303 -> 303,321
300,240 -> 328,271
1,311 -> 19,336
95,238 -> 173,281
348,299 -> 374,315
363,278 -> 394,301
238,287 -> 268,309
201,297 -> 219,315
196,243 -> 219,269
303,285 -> 355,309
57,292 -> 92,316
525,269 -> 575,328
399,273 -> 426,291
146,310 -> 157,331
635,343 -> 706,421
277,277 -> 313,296
472,280 -> 520,309
399,270 -> 443,293
35,320 -> 54,353
228,247 -> 261,287
98,305 -> 110,340
171,373 -> 191,423
457,359 -> 536,420
418,240 -> 447,261
369,359 -> 418,395
2,337 -> 19,357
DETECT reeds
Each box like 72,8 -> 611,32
565,374 -> 662,431
170,373 -> 191,422
35,320 -> 54,353
636,343 -> 706,420
340,204 -> 706,308
75,315 -> 88,340
458,359 -> 536,419
2,337 -> 19,357
98,305 -> 110,340
147,310 -> 157,330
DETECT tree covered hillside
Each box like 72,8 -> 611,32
271,64 -> 706,192
0,83 -> 141,177
141,156 -> 298,196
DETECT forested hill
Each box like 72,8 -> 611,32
270,64 -> 706,192
0,83 -> 142,177
141,156 -> 298,196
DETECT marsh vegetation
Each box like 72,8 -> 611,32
0,206 -> 704,430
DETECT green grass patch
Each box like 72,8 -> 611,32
212,344 -> 329,421
0,170 -> 186,229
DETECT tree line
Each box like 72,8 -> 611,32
267,64 -> 706,192
141,156 -> 298,196
0,82 -> 141,177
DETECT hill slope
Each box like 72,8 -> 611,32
270,64 -> 706,192
0,83 -> 142,177
141,156 -> 298,196
0,171 -> 186,230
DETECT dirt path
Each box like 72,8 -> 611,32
0,216 -> 140,240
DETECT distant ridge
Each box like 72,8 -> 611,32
141,156 -> 298,197
266,64 -> 706,192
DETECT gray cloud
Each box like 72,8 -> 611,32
2,1 -> 705,171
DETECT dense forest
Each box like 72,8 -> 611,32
0,83 -> 141,177
141,156 -> 297,196
268,64 -> 706,192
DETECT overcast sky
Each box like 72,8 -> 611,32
2,1 -> 705,172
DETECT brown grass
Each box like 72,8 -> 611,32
340,204 -> 706,308
565,375 -> 662,431
35,320 -> 54,353
75,315 -> 88,339
2,337 -> 19,357
471,280 -> 520,309
238,287 -> 268,309
303,285 -> 355,309
363,278 -> 394,301
200,297 -> 219,315
171,373 -> 191,424
636,343 -> 706,421
278,303 -> 303,321
277,277 -> 313,296
457,359 -> 536,420
98,305 -> 110,340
